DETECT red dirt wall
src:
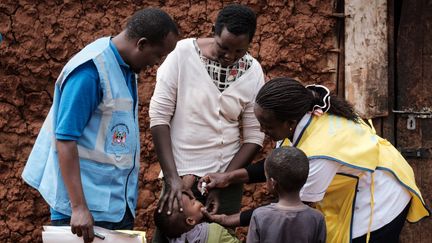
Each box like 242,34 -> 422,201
0,0 -> 337,242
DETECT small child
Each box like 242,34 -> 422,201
154,191 -> 205,240
154,176 -> 239,243
246,147 -> 326,243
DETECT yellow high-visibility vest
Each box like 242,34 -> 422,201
282,114 -> 429,243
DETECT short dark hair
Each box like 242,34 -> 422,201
126,8 -> 179,44
265,147 -> 309,193
153,205 -> 189,238
214,4 -> 257,42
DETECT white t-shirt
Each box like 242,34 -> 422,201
281,113 -> 411,238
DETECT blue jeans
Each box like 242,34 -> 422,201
51,206 -> 134,230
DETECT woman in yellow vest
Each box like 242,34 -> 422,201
200,77 -> 429,243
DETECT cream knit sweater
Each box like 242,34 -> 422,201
150,38 -> 265,176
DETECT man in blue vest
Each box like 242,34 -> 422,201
22,8 -> 178,243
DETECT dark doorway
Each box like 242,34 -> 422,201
389,0 -> 432,242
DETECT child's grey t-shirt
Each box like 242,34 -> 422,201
246,203 -> 326,243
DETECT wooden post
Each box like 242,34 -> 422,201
382,0 -> 396,144
345,0 -> 388,119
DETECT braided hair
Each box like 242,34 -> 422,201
214,4 -> 257,42
256,77 -> 360,122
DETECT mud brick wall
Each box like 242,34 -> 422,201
0,0 -> 337,242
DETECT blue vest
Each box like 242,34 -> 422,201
22,37 -> 140,222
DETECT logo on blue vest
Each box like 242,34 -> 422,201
111,123 -> 129,147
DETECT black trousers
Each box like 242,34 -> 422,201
352,201 -> 410,243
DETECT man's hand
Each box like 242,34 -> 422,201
205,189 -> 220,214
70,205 -> 95,243
158,176 -> 185,215
201,209 -> 241,227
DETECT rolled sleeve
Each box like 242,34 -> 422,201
300,158 -> 340,202
242,72 -> 265,146
149,50 -> 179,128
242,102 -> 264,145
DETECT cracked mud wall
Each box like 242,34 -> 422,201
0,0 -> 337,242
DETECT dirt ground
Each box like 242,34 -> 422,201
0,0 -> 336,242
